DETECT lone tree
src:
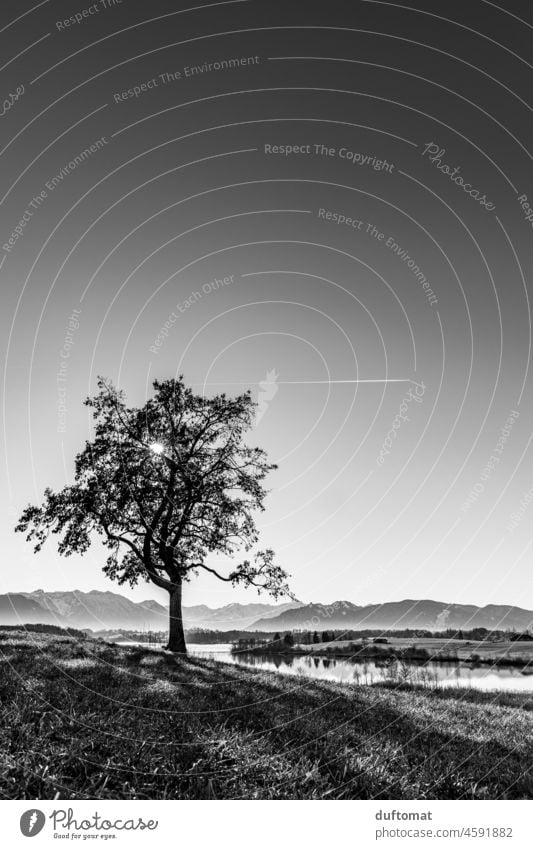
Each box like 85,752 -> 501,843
16,376 -> 292,653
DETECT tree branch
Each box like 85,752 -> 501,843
194,563 -> 234,582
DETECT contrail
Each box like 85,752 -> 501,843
193,378 -> 416,386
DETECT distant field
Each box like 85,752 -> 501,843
1,632 -> 532,799
303,637 -> 533,662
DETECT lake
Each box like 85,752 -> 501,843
187,643 -> 533,692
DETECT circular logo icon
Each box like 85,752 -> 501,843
20,810 -> 46,837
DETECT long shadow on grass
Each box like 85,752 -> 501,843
3,640 -> 532,800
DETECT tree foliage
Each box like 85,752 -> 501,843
16,377 -> 292,605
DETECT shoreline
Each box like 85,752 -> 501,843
237,646 -> 533,670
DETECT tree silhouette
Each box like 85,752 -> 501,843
16,376 -> 292,653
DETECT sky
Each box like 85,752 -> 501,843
2,0 -> 533,611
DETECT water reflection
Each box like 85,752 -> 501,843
188,645 -> 533,692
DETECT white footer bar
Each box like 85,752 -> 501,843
2,800 -> 532,848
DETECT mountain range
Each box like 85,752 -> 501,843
0,591 -> 531,633
0,590 -> 300,631
250,599 -> 533,632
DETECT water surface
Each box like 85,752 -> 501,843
188,643 -> 533,692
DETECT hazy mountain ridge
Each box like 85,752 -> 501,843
17,590 -> 169,630
0,594 -> 59,626
181,601 -> 302,629
4,590 -> 300,631
2,591 -> 532,633
250,599 -> 533,631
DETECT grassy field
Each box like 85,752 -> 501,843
1,631 -> 532,800
301,637 -> 533,665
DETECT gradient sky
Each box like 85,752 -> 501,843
2,0 -> 533,611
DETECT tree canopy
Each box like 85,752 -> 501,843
16,376 -> 292,651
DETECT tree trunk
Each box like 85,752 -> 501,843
166,580 -> 187,654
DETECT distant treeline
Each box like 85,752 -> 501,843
91,629 -> 166,643
89,628 -> 283,644
81,625 -> 533,645
184,628 -> 282,643
232,626 -> 533,647
0,623 -> 88,638
298,627 -> 533,643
